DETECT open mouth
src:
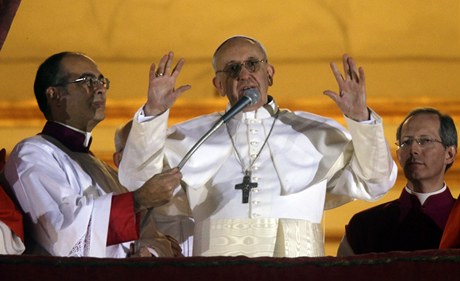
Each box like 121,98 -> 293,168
239,85 -> 256,91
238,86 -> 257,97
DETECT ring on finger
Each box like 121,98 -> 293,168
155,72 -> 164,77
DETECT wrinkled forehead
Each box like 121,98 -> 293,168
213,36 -> 267,69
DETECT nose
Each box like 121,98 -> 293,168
93,81 -> 107,95
237,66 -> 251,80
408,141 -> 421,155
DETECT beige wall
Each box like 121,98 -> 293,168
1,0 -> 460,256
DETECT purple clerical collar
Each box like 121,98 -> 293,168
41,121 -> 92,153
399,187 -> 455,229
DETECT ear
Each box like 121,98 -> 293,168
46,87 -> 61,101
212,76 -> 225,97
46,87 -> 55,100
396,149 -> 403,166
267,64 -> 275,87
113,152 -> 121,168
445,146 -> 457,165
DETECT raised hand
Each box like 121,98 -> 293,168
144,52 -> 192,116
323,54 -> 369,121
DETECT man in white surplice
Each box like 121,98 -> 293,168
4,52 -> 183,258
119,36 -> 398,257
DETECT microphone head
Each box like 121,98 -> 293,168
243,88 -> 260,105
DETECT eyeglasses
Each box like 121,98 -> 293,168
54,76 -> 110,90
215,59 -> 267,79
395,137 -> 444,149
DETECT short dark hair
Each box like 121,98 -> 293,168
33,51 -> 81,119
396,107 -> 457,170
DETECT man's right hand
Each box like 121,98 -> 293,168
133,167 -> 182,211
166,235 -> 184,257
144,51 -> 191,116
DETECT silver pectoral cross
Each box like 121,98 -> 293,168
235,171 -> 258,204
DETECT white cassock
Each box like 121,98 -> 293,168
5,133 -> 130,257
119,98 -> 397,257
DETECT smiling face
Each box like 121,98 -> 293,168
47,54 -> 107,132
212,37 -> 275,112
397,113 -> 456,192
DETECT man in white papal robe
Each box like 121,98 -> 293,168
119,36 -> 398,257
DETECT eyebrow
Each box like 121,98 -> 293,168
224,57 -> 261,65
72,72 -> 104,79
401,134 -> 437,139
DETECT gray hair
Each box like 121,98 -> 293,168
212,35 -> 268,71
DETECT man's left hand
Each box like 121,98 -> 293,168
323,54 -> 369,121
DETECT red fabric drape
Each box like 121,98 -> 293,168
0,184 -> 24,241
1,249 -> 460,281
0,148 -> 24,241
440,197 -> 460,249
0,0 -> 21,50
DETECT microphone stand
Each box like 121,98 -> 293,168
176,119 -> 223,170
176,88 -> 259,170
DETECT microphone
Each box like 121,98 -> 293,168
220,88 -> 260,123
177,88 -> 260,170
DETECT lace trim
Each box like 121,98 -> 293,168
68,216 -> 92,256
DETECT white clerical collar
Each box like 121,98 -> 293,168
54,122 -> 92,148
243,108 -> 269,120
405,184 -> 447,205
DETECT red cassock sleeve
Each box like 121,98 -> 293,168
106,192 -> 139,246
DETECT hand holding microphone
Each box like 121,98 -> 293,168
177,88 -> 260,170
